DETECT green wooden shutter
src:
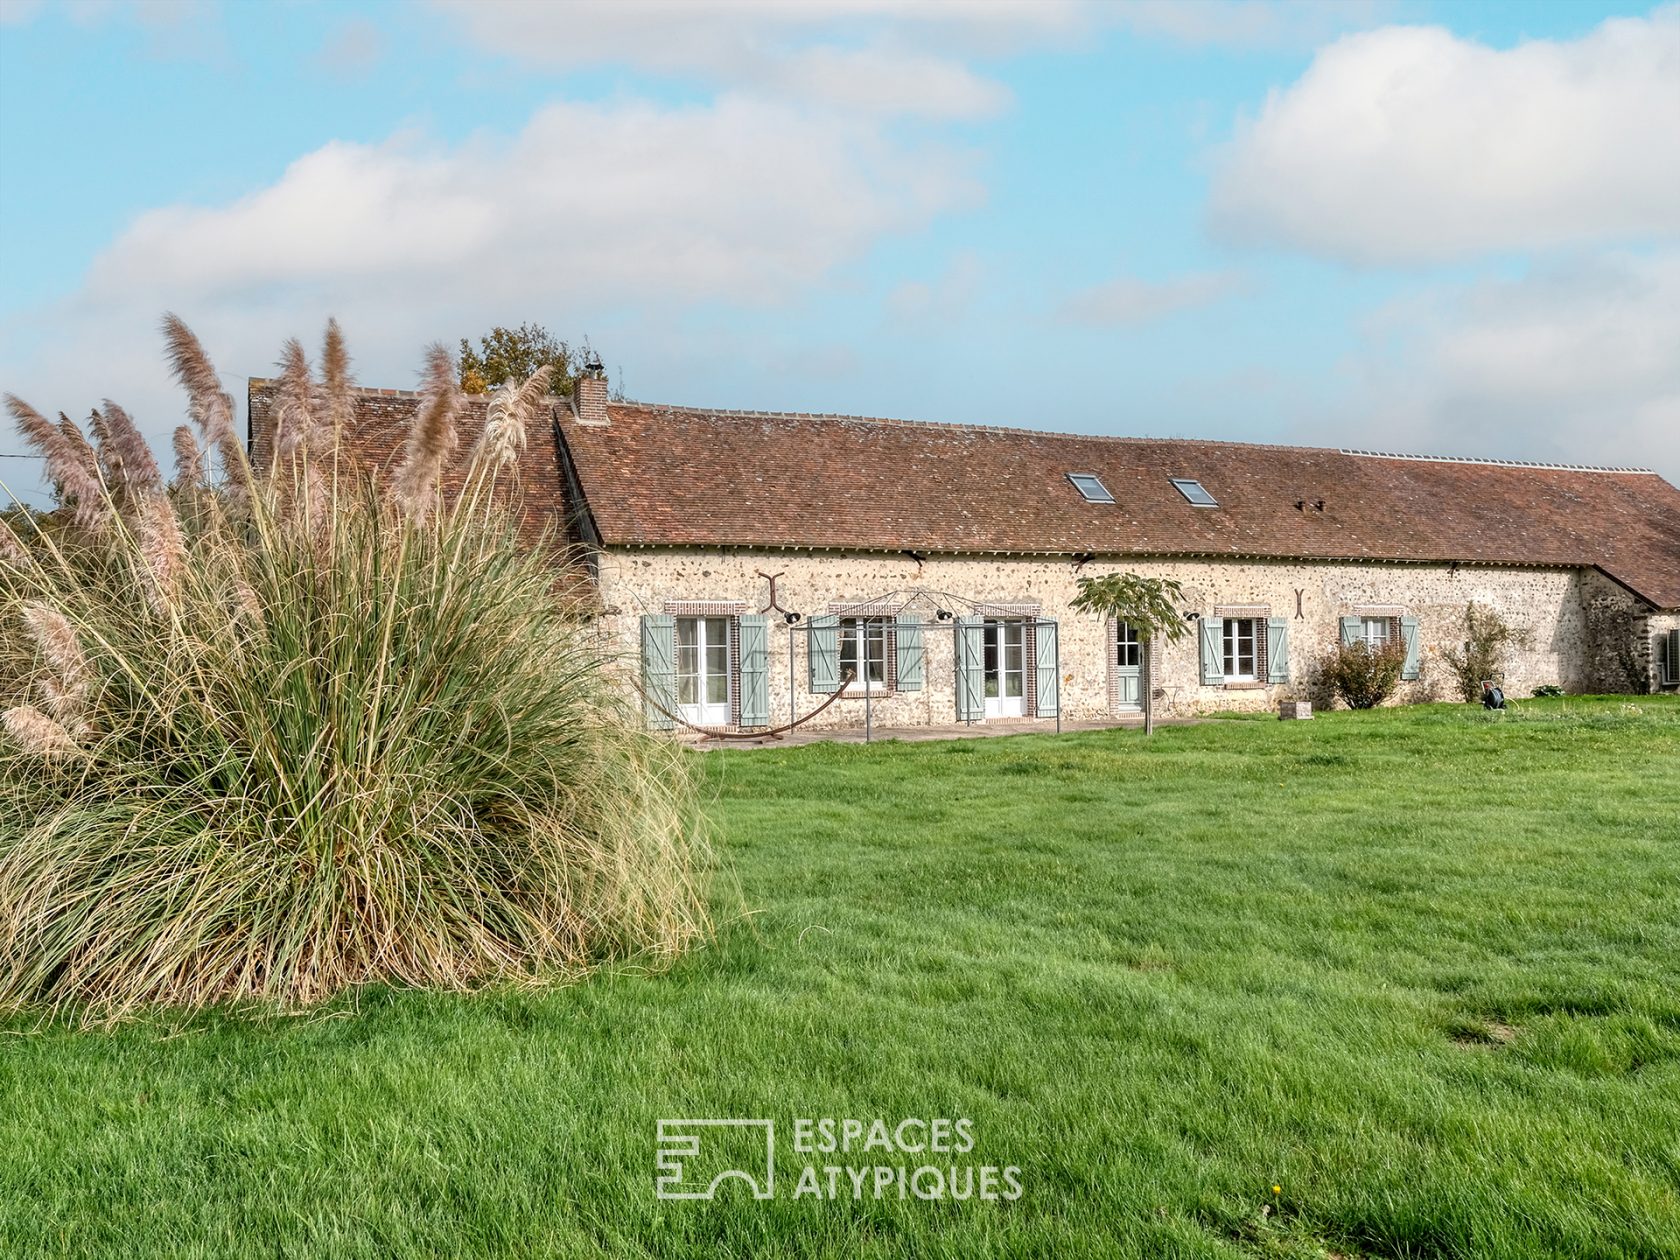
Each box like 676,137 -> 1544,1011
1662,627 -> 1679,686
1400,616 -> 1421,680
955,617 -> 984,720
1199,617 -> 1223,685
1339,616 -> 1361,647
895,612 -> 924,691
1035,620 -> 1060,718
1267,617 -> 1289,683
640,614 -> 676,731
808,614 -> 839,693
738,614 -> 769,726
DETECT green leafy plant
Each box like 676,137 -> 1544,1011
1070,572 -> 1188,735
459,322 -> 586,395
1532,684 -> 1565,698
0,318 -> 708,1024
1321,638 -> 1406,709
1441,602 -> 1530,703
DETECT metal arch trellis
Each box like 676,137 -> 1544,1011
776,586 -> 1062,744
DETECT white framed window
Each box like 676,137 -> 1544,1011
838,618 -> 887,687
1223,617 -> 1257,682
675,616 -> 731,725
1360,617 -> 1391,651
1115,621 -> 1141,668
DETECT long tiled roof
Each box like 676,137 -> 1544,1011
248,384 -> 1680,609
561,403 -> 1680,609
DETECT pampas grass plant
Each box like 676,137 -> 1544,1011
0,317 -> 708,1024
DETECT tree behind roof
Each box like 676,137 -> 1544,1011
459,324 -> 594,396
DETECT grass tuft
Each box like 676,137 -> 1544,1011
0,318 -> 710,1024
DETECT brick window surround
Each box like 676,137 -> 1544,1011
1214,605 -> 1272,687
663,601 -> 748,731
828,607 -> 898,694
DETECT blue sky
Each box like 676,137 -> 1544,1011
2,0 -> 1677,508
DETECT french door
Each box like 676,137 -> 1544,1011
1115,621 -> 1142,709
675,616 -> 731,726
983,619 -> 1025,718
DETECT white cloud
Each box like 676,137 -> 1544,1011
1311,250 -> 1680,479
86,96 -> 976,305
1,0 -> 212,29
426,0 -> 1047,120
1210,9 -> 1680,264
429,0 -> 1389,89
0,92 -> 979,503
1055,269 -> 1246,325
1113,0 -> 1390,50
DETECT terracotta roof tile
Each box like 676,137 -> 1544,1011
248,383 -> 1680,610
559,403 -> 1680,609
247,379 -> 595,600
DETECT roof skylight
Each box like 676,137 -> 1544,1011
1170,478 -> 1219,507
1068,473 -> 1115,504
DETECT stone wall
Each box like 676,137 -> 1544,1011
1644,611 -> 1680,694
595,548 -> 1645,730
1579,569 -> 1653,693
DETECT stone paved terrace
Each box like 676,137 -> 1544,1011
688,714 -> 1206,749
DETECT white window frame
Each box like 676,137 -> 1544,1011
675,615 -> 731,725
1222,617 -> 1257,682
983,618 -> 1027,717
838,617 -> 888,690
1360,616 -> 1391,651
1115,621 -> 1142,669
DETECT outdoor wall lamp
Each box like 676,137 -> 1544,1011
935,609 -> 953,622
784,611 -> 803,625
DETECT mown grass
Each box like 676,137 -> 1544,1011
2,697 -> 1677,1258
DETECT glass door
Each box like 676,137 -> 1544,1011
983,619 -> 1025,718
676,616 -> 730,726
1115,622 -> 1142,709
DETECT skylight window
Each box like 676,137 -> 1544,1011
1170,478 -> 1219,508
1067,473 -> 1114,504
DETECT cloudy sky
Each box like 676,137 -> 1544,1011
1,0 -> 1677,507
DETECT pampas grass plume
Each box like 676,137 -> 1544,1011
2,705 -> 80,758
395,342 -> 460,520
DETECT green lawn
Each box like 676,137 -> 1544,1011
3,698 -> 1678,1258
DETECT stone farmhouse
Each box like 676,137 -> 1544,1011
249,370 -> 1680,735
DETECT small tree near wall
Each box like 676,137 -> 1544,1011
1441,602 -> 1529,703
1070,573 -> 1188,735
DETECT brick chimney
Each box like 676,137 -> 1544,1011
573,357 -> 609,426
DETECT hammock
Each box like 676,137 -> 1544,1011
634,670 -> 857,741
